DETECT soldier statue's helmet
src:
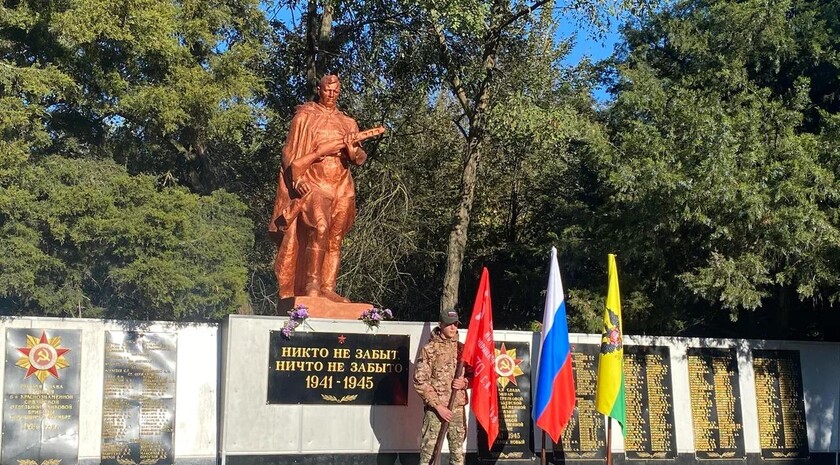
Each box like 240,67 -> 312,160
439,308 -> 460,325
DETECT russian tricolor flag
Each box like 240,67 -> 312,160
533,247 -> 576,443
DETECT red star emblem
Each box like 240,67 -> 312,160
16,331 -> 71,382
338,335 -> 346,344
494,343 -> 524,388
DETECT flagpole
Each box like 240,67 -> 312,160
540,431 -> 546,465
429,361 -> 465,465
606,418 -> 613,465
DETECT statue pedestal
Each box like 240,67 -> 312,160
278,296 -> 372,320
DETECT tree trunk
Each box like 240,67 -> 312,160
440,131 -> 484,311
506,157 -> 521,243
305,0 -> 320,97
438,0 -> 506,312
317,0 -> 334,76
304,0 -> 334,98
438,0 -> 507,312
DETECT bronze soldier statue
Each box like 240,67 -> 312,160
269,75 -> 383,303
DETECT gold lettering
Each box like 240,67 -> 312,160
327,361 -> 345,372
334,348 -> 351,359
306,375 -> 334,389
341,375 -> 374,390
350,362 -> 402,373
354,349 -> 398,360
280,347 -> 330,358
275,360 -> 324,371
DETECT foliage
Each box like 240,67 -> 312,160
1,0 -> 267,320
4,0 -> 840,341
0,0 -> 269,193
407,0 -> 658,314
0,156 -> 252,320
588,0 -> 840,337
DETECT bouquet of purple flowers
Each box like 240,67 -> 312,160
359,307 -> 393,328
281,304 -> 310,339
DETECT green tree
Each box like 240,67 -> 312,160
1,0 -> 262,320
0,156 -> 252,320
1,0 -> 268,193
591,0 -> 840,338
407,0 -> 654,313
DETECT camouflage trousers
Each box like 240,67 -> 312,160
419,406 -> 466,465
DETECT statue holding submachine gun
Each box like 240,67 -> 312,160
269,74 -> 385,303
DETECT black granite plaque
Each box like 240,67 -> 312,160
268,332 -> 410,405
477,341 -> 534,461
2,328 -> 81,465
623,345 -> 677,460
687,348 -> 745,460
752,350 -> 809,459
554,344 -> 607,460
101,331 -> 177,465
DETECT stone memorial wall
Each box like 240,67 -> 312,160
220,316 -> 840,465
0,315 -> 838,465
0,317 -> 217,465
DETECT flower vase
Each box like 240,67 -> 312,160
367,324 -> 378,334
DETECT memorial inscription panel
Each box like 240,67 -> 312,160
752,350 -> 809,459
478,341 -> 534,461
2,328 -> 81,465
624,345 -> 677,460
687,348 -> 745,460
101,331 -> 177,465
554,344 -> 607,460
268,332 -> 409,405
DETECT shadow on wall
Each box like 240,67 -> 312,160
369,322 -> 433,465
804,388 -> 836,451
803,345 -> 840,452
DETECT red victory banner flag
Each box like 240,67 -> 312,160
460,267 -> 499,446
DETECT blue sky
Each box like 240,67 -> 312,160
557,15 -> 624,102
561,32 -> 620,65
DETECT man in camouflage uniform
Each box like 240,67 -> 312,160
414,309 -> 469,465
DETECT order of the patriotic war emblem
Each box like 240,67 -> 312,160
15,331 -> 71,383
599,308 -> 622,354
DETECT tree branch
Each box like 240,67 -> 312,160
428,11 -> 473,121
454,114 -> 468,139
493,0 -> 554,38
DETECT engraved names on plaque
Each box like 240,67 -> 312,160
687,348 -> 745,460
2,328 -> 81,465
478,341 -> 534,461
554,344 -> 606,460
624,345 -> 677,460
101,331 -> 177,465
752,350 -> 809,459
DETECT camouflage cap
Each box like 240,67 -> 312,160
439,308 -> 460,325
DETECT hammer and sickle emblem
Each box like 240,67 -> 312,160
35,349 -> 50,363
500,359 -> 511,371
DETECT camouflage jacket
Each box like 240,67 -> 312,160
413,328 -> 468,408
